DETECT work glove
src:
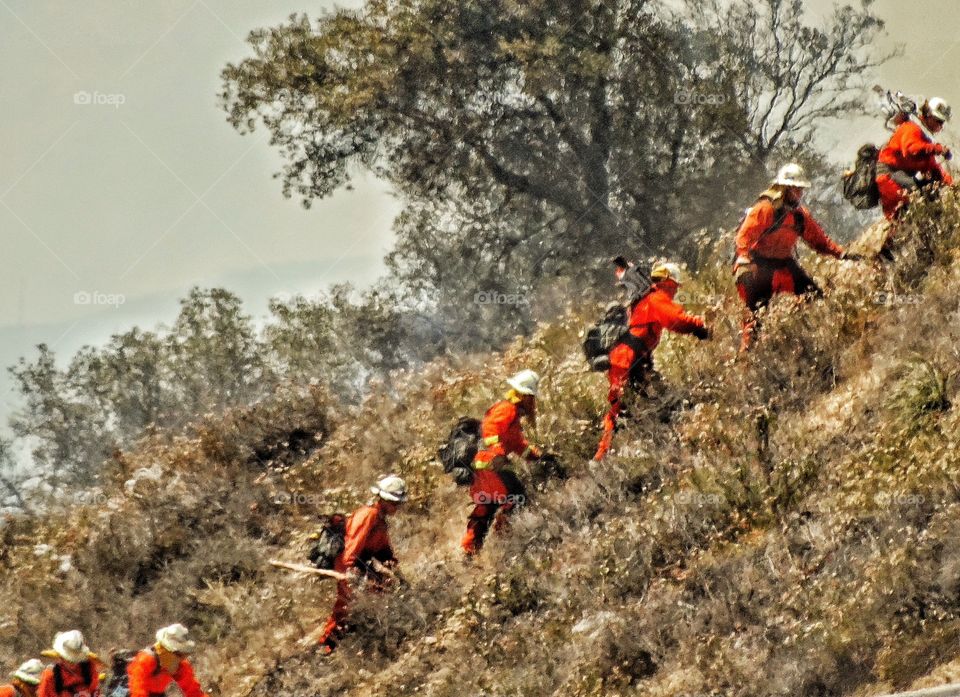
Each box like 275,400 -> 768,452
942,146 -> 953,161
692,325 -> 711,341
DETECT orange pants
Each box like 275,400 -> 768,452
736,258 -> 820,351
461,468 -> 521,554
594,343 -> 652,460
318,559 -> 393,650
318,579 -> 353,649
876,172 -> 914,221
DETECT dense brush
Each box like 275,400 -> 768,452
6,196 -> 960,696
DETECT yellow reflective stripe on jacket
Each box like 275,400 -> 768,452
473,459 -> 491,470
483,435 -> 500,446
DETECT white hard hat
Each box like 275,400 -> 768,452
650,262 -> 683,284
928,97 -> 952,123
773,163 -> 811,189
370,475 -> 408,502
52,630 -> 91,664
156,623 -> 196,654
506,369 -> 540,397
12,659 -> 44,686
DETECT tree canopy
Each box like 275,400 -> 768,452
221,0 -> 886,310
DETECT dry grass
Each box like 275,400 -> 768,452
6,196 -> 960,696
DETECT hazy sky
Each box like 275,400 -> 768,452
0,0 -> 957,434
0,0 -> 398,430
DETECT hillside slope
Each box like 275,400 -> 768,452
5,194 -> 960,697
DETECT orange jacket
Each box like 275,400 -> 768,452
735,198 -> 842,261
879,121 -> 952,182
474,400 -> 531,467
623,285 -> 706,354
37,661 -> 99,697
0,684 -> 30,697
127,650 -> 205,697
335,504 -> 395,573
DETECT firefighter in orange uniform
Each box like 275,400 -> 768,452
876,97 -> 953,223
127,624 -> 207,697
318,475 -> 407,654
461,370 -> 542,555
37,632 -> 100,697
0,660 -> 44,697
733,163 -> 855,351
594,262 -> 709,461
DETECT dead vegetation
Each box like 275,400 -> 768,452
6,194 -> 960,695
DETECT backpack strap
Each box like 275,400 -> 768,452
53,661 -> 93,694
147,647 -> 164,677
621,286 -> 661,354
746,199 -> 792,257
626,285 -> 655,312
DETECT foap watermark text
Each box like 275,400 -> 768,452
73,90 -> 126,108
74,291 -> 126,308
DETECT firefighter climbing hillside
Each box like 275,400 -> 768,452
876,97 -> 953,234
593,262 -> 709,461
37,632 -> 101,697
734,163 -> 861,351
317,475 -> 407,655
462,370 -> 543,556
127,624 -> 208,697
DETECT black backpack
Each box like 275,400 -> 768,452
842,144 -> 881,210
583,303 -> 629,372
438,417 -> 481,486
103,649 -> 161,697
307,514 -> 347,570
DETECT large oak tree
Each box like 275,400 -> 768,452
222,0 -> 886,347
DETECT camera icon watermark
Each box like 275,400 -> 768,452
675,291 -> 723,305
73,291 -> 126,309
272,290 -> 326,305
473,291 -> 529,306
73,90 -> 126,109
72,491 -> 109,506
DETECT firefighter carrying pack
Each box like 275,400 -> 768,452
438,417 -> 481,485
842,143 -> 880,210
730,192 -> 806,268
583,258 -> 653,372
102,649 -> 162,697
583,303 -> 628,372
307,514 -> 347,570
